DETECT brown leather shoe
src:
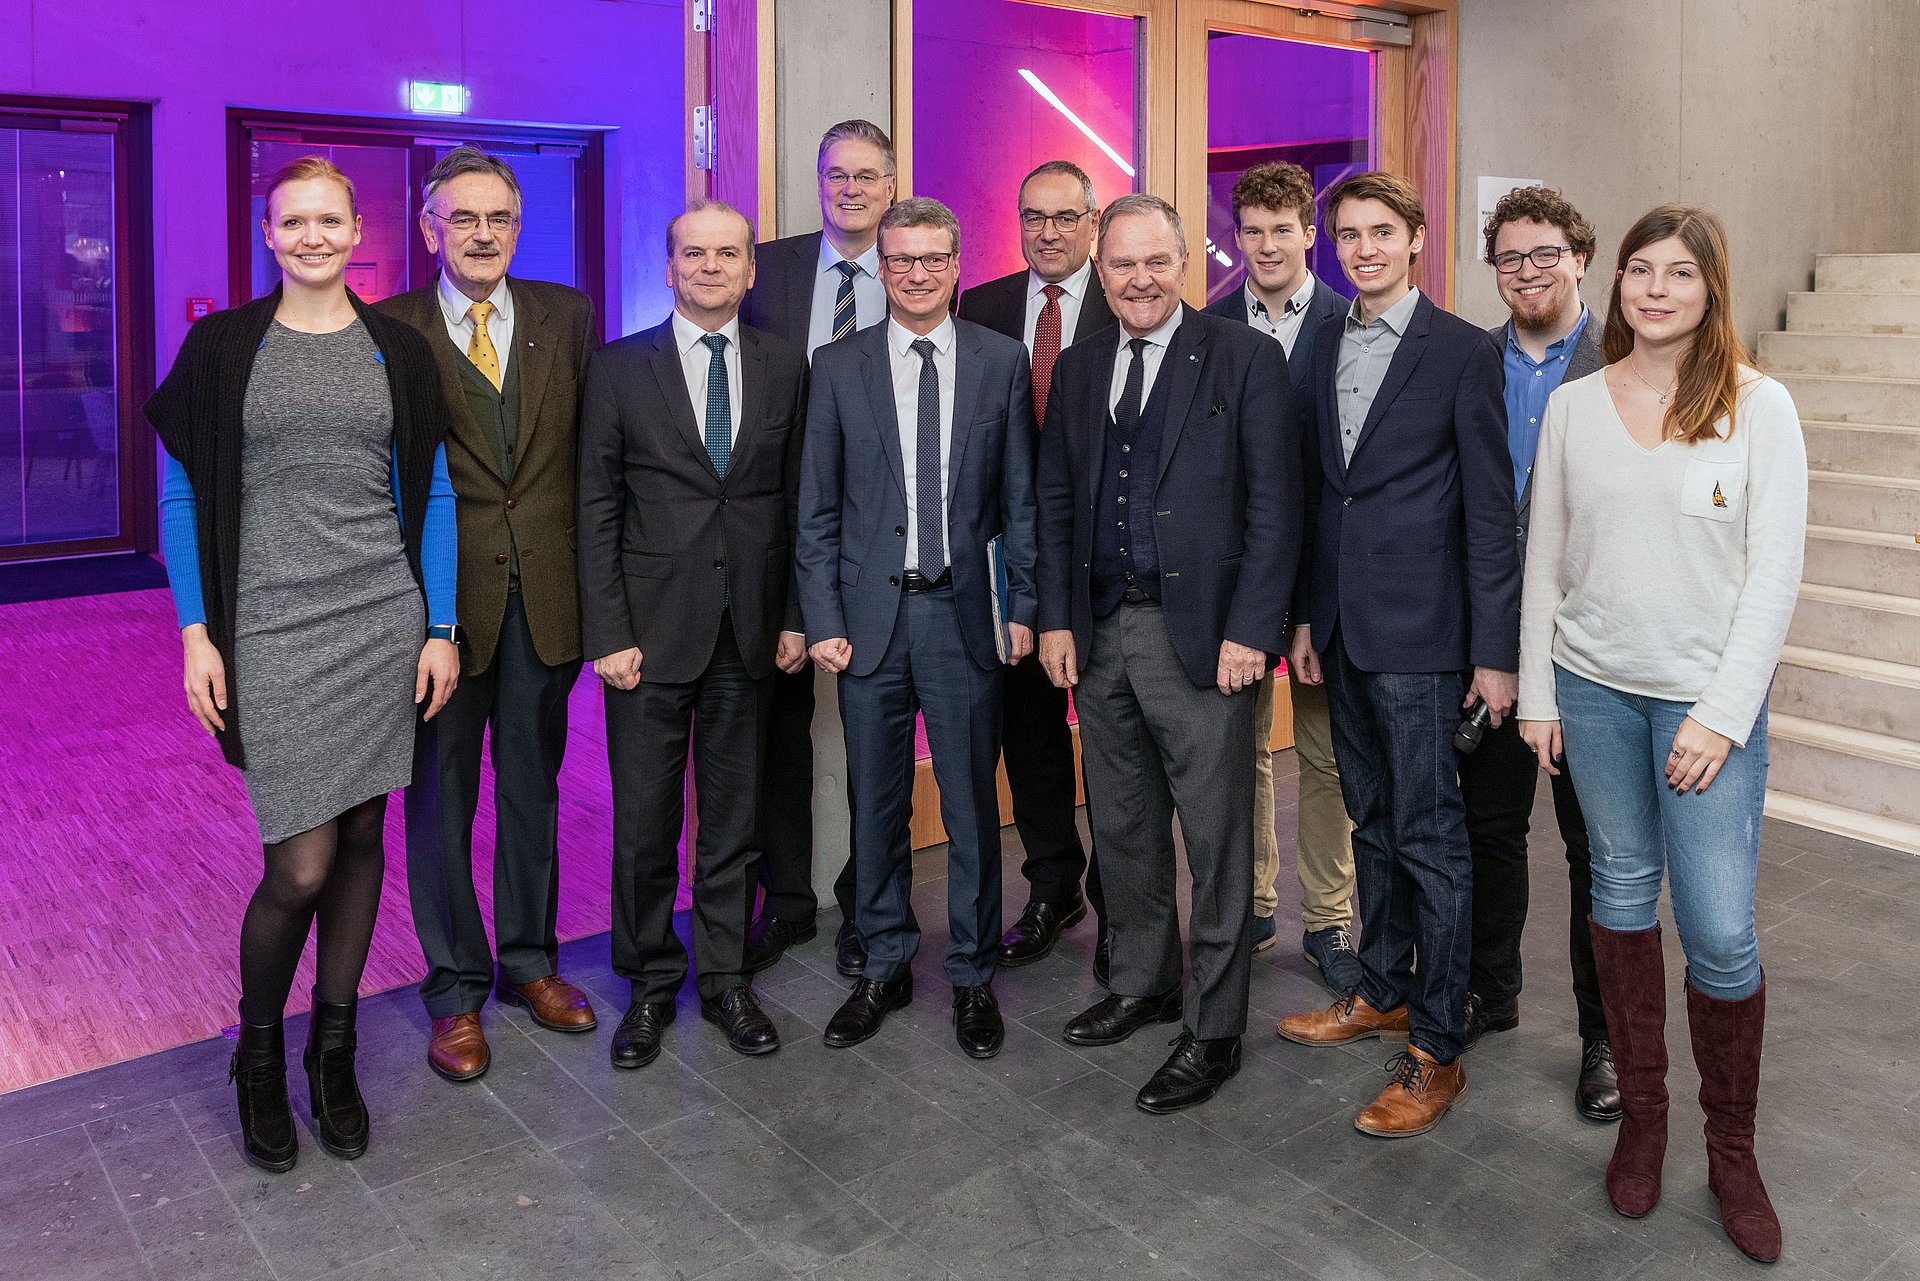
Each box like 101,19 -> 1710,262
1354,1045 -> 1467,1138
428,1013 -> 490,1082
497,975 -> 598,1033
1276,994 -> 1411,1046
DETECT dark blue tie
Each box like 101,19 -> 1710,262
832,260 -> 860,342
702,332 -> 731,609
911,337 -> 945,576
1116,337 -> 1148,437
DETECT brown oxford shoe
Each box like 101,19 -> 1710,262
1354,1045 -> 1467,1138
497,974 -> 598,1033
1276,994 -> 1410,1046
427,1013 -> 490,1082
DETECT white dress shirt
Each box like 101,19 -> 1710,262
889,316 -> 957,571
1245,274 -> 1317,358
437,274 -> 515,372
1108,308 -> 1183,416
671,310 -> 743,448
1021,258 -> 1096,351
806,238 -> 886,359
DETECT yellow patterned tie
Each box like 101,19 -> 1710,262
466,301 -> 502,390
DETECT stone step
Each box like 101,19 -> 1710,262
1767,714 -> 1920,827
1816,254 -> 1920,293
1758,331 -> 1920,380
1801,421 -> 1920,479
1775,373 -> 1920,427
1763,791 -> 1920,857
1774,644 -> 1920,740
1807,470 -> 1920,536
1801,525 -> 1920,595
1787,291 -> 1920,334
1787,583 -> 1920,665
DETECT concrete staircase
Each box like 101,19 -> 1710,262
1756,253 -> 1920,856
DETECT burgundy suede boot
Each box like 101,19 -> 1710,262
1687,976 -> 1782,1263
1587,919 -> 1668,1218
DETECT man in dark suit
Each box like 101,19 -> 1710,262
385,147 -> 600,1084
1202,162 -> 1358,991
739,119 -> 895,980
1464,186 -> 1618,1122
576,200 -> 811,1068
797,197 -> 1037,1060
1039,194 -> 1300,1115
1277,172 -> 1520,1139
956,159 -> 1113,976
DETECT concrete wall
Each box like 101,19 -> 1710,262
0,0 -> 685,365
772,0 -> 892,236
1453,0 -> 1920,347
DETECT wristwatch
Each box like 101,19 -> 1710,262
427,624 -> 463,644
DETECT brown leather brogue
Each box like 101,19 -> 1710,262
497,975 -> 598,1033
428,1013 -> 490,1083
1276,994 -> 1411,1046
1354,1045 -> 1467,1138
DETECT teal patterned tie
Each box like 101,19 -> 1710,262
702,332 -> 731,609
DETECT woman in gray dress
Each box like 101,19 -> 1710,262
148,156 -> 459,1173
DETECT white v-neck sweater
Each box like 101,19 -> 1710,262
1518,368 -> 1807,746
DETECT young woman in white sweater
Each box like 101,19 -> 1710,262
1518,205 -> 1806,1265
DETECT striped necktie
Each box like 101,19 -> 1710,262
832,260 -> 860,342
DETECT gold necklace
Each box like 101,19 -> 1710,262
1628,356 -> 1678,406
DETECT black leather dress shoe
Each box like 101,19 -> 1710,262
1093,920 -> 1111,988
1576,1036 -> 1623,1123
1062,989 -> 1182,1046
823,976 -> 912,1048
953,984 -> 1005,1059
1463,991 -> 1520,1050
744,915 -> 817,974
998,892 -> 1087,967
610,1000 -> 676,1070
835,921 -> 868,978
1136,1030 -> 1241,1114
701,986 -> 781,1056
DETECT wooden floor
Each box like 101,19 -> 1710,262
0,588 -> 652,1094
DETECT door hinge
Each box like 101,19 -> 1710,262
692,0 -> 714,33
693,103 -> 716,171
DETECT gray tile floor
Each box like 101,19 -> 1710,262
4,764 -> 1917,1281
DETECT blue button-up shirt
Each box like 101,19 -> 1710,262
1502,305 -> 1590,498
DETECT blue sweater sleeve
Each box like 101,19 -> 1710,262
391,441 -> 459,627
159,452 -> 207,630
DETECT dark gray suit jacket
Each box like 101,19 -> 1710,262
741,231 -> 829,351
796,318 -> 1038,676
956,267 -> 1116,350
576,316 -> 809,683
1486,312 -> 1605,558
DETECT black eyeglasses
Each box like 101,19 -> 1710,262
880,253 -> 954,275
1020,209 -> 1090,232
1490,245 -> 1572,273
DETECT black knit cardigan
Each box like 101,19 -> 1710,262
144,288 -> 452,768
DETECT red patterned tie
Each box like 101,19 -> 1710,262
1032,283 -> 1064,430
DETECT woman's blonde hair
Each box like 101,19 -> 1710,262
263,155 -> 358,217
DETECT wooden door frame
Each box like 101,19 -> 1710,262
889,0 -> 1457,306
686,0 -> 780,239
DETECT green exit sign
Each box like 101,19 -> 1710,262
408,82 -> 468,115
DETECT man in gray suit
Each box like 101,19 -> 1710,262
796,198 -> 1038,1060
577,200 -> 811,1069
1461,186 -> 1618,1121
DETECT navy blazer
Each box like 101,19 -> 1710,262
795,318 -> 1039,676
957,268 -> 1117,350
1303,291 -> 1520,674
740,231 -> 828,350
1201,273 -> 1346,387
1036,305 -> 1301,688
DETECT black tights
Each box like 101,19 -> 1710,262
238,794 -> 388,1024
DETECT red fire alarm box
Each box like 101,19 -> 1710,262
187,297 -> 214,322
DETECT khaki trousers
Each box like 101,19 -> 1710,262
1253,668 -> 1355,929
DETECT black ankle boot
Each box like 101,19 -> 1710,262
303,993 -> 370,1160
230,1013 -> 297,1173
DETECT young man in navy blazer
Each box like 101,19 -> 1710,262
796,198 -> 1038,1060
1276,172 -> 1520,1139
1202,162 -> 1358,993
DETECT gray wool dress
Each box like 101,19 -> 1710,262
234,319 -> 424,843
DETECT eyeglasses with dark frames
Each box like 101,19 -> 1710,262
880,252 -> 955,275
1490,245 -> 1573,273
1019,209 -> 1091,232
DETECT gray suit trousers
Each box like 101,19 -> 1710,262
1074,600 -> 1255,1039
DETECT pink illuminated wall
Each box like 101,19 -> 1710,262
913,1 -> 1139,291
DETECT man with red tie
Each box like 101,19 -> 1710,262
957,161 -> 1116,980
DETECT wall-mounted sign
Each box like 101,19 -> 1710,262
408,82 -> 468,115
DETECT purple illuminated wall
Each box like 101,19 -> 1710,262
0,0 -> 685,366
913,1 -> 1138,290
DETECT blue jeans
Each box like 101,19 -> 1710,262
1553,665 -> 1766,1001
1322,631 -> 1472,1063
